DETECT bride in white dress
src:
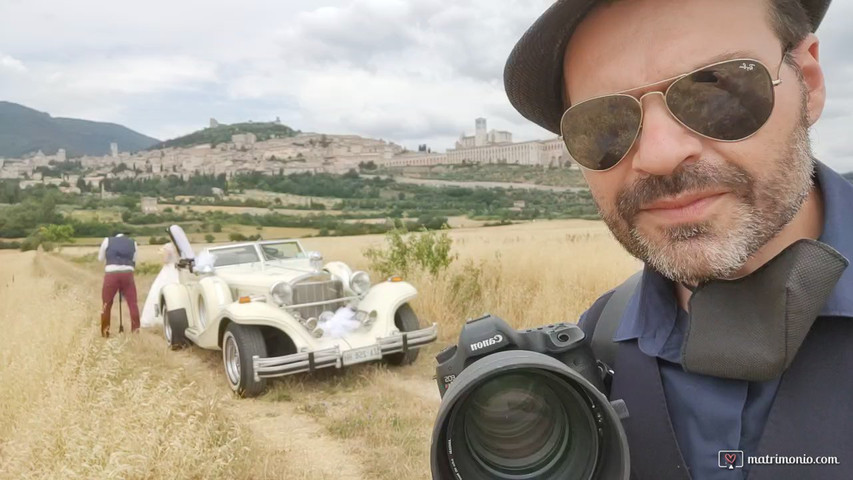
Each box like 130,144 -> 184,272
140,243 -> 180,328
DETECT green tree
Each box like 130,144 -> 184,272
0,180 -> 21,203
38,224 -> 75,243
36,192 -> 61,225
21,224 -> 75,252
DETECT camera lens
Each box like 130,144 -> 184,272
463,374 -> 569,473
445,370 -> 599,480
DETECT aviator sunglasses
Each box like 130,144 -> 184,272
560,50 -> 788,171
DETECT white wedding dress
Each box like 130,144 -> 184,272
140,243 -> 180,328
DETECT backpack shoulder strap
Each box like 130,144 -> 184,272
591,271 -> 643,368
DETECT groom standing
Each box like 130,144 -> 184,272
98,232 -> 140,337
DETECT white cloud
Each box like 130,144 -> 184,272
0,53 -> 27,73
61,56 -> 219,95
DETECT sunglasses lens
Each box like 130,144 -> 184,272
561,95 -> 641,171
667,59 -> 775,141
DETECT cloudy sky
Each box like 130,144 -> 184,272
2,0 -> 852,171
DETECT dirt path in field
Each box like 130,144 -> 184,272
0,251 -> 393,479
161,342 -> 370,480
230,399 -> 367,479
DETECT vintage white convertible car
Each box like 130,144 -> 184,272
156,226 -> 438,397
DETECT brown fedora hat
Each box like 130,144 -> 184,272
504,0 -> 832,134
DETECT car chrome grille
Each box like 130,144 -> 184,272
292,278 -> 345,319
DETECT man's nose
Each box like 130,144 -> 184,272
629,92 -> 704,176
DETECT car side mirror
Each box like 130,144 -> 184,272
177,258 -> 195,272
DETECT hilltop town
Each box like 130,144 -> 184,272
0,118 -> 575,194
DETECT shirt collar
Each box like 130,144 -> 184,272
613,161 -> 853,344
613,265 -> 678,348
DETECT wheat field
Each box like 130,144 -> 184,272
0,220 -> 639,479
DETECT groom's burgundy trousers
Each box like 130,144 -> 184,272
100,272 -> 140,336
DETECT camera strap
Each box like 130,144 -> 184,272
682,239 -> 847,381
592,271 -> 642,369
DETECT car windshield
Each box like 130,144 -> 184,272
259,241 -> 304,261
209,245 -> 261,267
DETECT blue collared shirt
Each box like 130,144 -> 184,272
600,162 -> 853,479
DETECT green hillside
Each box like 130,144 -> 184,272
0,101 -> 159,158
152,122 -> 299,150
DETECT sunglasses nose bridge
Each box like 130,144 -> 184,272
638,90 -> 665,103
637,90 -> 691,136
637,90 -> 666,118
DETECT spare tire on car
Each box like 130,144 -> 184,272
384,303 -> 421,366
162,302 -> 189,349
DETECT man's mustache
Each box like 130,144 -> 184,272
616,162 -> 754,222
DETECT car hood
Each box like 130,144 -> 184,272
214,261 -> 329,289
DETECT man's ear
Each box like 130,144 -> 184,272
793,33 -> 825,126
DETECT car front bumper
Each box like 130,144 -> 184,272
252,323 -> 438,380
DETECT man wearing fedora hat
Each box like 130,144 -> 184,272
506,0 -> 851,478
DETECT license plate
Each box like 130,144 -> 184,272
342,345 -> 382,366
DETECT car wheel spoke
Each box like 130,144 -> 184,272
224,335 -> 241,386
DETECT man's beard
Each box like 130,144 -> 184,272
600,104 -> 815,285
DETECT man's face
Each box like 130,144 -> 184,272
563,0 -> 821,284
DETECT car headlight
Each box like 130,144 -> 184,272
270,281 -> 293,306
350,271 -> 371,295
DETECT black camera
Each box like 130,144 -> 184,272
431,314 -> 629,480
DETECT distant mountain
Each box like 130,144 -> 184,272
0,101 -> 159,158
153,122 -> 298,150
843,172 -> 853,183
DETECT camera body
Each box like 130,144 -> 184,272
435,313 -> 605,397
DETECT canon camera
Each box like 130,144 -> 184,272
430,314 -> 630,480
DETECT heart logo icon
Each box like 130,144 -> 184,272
718,450 -> 744,469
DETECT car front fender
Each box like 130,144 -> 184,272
198,275 -> 233,320
161,283 -> 193,320
357,280 -> 418,326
